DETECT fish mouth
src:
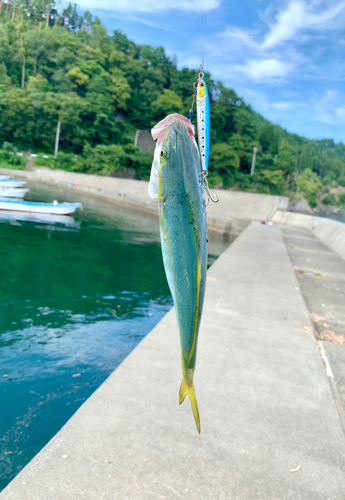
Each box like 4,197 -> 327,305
164,116 -> 192,152
166,115 -> 189,134
152,113 -> 195,143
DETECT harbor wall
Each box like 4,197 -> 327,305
273,210 -> 345,260
0,167 -> 288,237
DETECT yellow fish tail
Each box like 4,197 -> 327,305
179,376 -> 201,434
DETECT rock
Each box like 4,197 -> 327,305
315,207 -> 345,218
288,195 -> 314,214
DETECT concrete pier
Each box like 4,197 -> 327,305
273,210 -> 345,260
2,222 -> 344,499
278,222 -> 345,429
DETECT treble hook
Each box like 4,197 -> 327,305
205,182 -> 220,203
203,171 -> 220,203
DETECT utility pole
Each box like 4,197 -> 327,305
250,146 -> 258,175
21,56 -> 25,88
54,121 -> 61,159
134,129 -> 140,147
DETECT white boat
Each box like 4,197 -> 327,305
0,175 -> 10,180
0,198 -> 82,215
0,179 -> 26,188
0,188 -> 30,198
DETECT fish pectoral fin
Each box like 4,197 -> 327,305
179,376 -> 201,434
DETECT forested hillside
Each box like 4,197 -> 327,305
1,1 -> 345,207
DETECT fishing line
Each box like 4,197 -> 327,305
189,0 -> 212,122
190,0 -> 219,203
201,0 -> 212,71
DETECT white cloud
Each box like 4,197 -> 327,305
261,1 -> 306,50
222,1 -> 345,53
261,1 -> 345,50
311,89 -> 345,126
325,89 -> 335,100
336,107 -> 345,118
233,59 -> 294,81
77,0 -> 221,12
223,26 -> 258,50
314,112 -> 336,125
271,101 -> 291,110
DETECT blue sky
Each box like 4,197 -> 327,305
74,0 -> 345,143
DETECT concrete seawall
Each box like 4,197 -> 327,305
273,210 -> 345,260
0,167 -> 288,237
1,222 -> 344,499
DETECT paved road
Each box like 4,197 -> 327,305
1,222 -> 345,499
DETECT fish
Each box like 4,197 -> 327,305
149,113 -> 207,434
196,77 -> 210,172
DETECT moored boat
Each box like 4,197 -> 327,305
0,188 -> 30,198
0,175 -> 10,180
0,198 -> 82,215
0,179 -> 26,188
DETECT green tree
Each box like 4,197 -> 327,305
109,69 -> 131,110
295,168 -> 322,207
68,66 -> 89,91
62,3 -> 80,31
233,107 -> 257,141
42,92 -> 84,150
276,138 -> 296,176
338,192 -> 345,205
24,28 -> 50,75
209,143 -> 240,187
0,62 -> 10,91
259,122 -> 279,155
256,169 -> 285,195
1,88 -> 35,144
151,89 -> 183,121
323,193 -> 337,206
301,144 -> 313,171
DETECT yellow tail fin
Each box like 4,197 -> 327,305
179,377 -> 201,434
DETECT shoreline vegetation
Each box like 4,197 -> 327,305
1,2 -> 345,213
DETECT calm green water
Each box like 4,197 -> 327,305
326,216 -> 345,224
0,181 -> 231,491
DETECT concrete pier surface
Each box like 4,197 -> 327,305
278,222 -> 345,428
273,210 -> 345,260
2,222 -> 345,499
0,167 -> 288,236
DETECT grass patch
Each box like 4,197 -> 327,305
0,161 -> 25,170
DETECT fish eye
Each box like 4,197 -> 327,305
160,149 -> 165,159
200,82 -> 205,88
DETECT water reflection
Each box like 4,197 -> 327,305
0,211 -> 80,231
